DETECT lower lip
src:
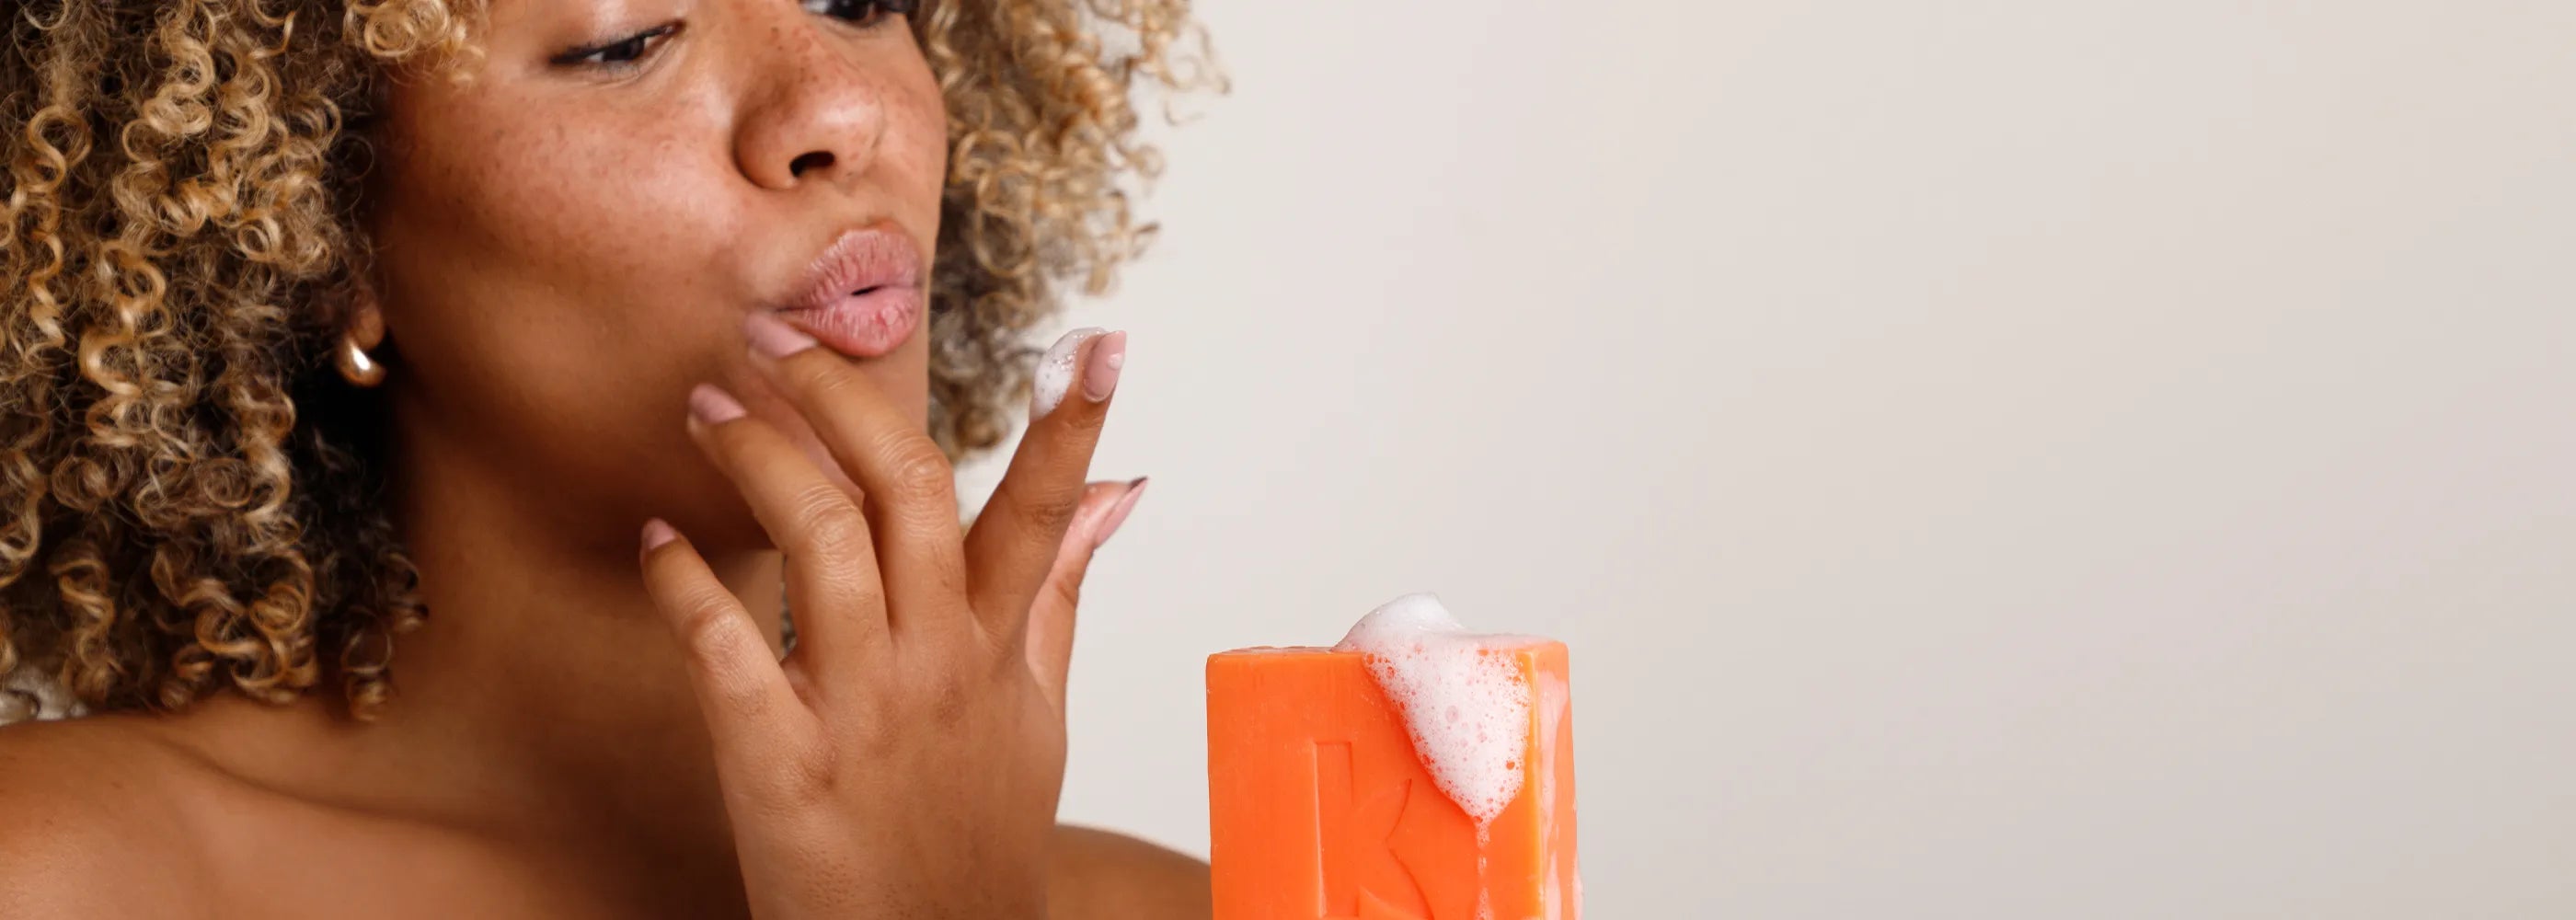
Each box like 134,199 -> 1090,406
777,286 -> 924,359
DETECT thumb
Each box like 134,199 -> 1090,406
1027,477 -> 1146,709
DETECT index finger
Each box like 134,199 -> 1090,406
964,328 -> 1122,639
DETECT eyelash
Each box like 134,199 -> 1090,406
556,23 -> 681,70
800,0 -> 921,28
555,0 -> 919,71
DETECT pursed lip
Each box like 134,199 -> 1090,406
770,223 -> 926,359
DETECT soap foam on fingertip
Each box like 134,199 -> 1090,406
1335,592 -> 1541,827
1030,327 -> 1108,419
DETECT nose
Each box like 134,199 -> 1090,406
733,22 -> 890,190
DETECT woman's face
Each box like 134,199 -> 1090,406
364,0 -> 946,547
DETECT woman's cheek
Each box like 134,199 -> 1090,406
885,61 -> 950,224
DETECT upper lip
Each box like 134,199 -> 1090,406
779,222 -> 925,313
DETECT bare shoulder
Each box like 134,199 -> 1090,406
0,717 -> 212,915
1048,824 -> 1212,920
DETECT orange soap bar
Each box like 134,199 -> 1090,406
1207,643 -> 1579,920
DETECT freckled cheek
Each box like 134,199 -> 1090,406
884,72 -> 950,226
397,115 -> 751,431
456,126 -> 742,292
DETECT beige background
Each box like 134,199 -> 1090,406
961,2 -> 2576,915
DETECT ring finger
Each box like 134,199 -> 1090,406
684,382 -> 890,669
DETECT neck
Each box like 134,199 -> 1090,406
352,417 -> 785,845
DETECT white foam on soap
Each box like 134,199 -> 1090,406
1334,592 -> 1537,827
1029,327 -> 1107,418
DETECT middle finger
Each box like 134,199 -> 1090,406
742,312 -> 973,641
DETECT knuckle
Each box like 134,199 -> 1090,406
789,484 -> 868,551
676,592 -> 744,659
880,435 -> 956,505
1009,493 -> 1081,538
680,610 -> 773,714
789,492 -> 887,606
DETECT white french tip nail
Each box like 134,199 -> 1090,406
1030,327 -> 1109,419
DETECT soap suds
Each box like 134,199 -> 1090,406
1029,327 -> 1107,418
1334,592 -> 1536,826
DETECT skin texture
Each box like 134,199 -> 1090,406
0,1 -> 1208,916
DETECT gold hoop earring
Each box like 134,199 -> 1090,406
337,334 -> 385,387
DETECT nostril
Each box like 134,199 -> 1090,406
788,151 -> 834,178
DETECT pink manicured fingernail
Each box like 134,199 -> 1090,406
1092,477 -> 1148,548
744,311 -> 820,361
1082,331 -> 1127,403
641,518 -> 679,554
689,384 -> 746,425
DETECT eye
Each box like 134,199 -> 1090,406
554,22 -> 682,70
801,0 -> 918,29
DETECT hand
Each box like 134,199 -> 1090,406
638,317 -> 1145,919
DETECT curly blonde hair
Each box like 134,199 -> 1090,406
0,0 -> 1215,723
